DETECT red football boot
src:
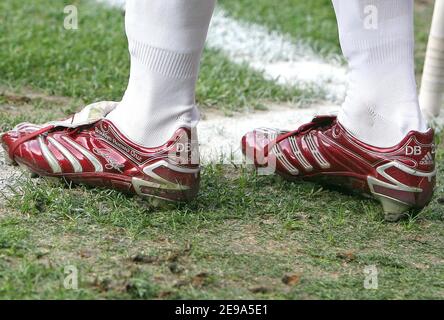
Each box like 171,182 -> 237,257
1,102 -> 200,203
242,115 -> 437,221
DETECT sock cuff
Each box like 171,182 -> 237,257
129,38 -> 201,79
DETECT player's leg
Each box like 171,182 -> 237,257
1,0 -> 215,203
242,0 -> 436,221
332,0 -> 427,148
107,0 -> 215,148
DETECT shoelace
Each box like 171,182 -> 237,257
7,118 -> 89,161
264,115 -> 337,156
8,125 -> 55,161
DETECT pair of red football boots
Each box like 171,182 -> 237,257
1,102 -> 436,221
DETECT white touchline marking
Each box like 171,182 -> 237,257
207,9 -> 347,102
98,0 -> 347,102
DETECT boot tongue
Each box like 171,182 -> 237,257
273,115 -> 337,145
296,115 -> 337,134
311,115 -> 337,125
47,101 -> 119,128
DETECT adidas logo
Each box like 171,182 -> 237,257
420,152 -> 434,166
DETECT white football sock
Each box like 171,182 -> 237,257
107,0 -> 215,147
332,0 -> 427,148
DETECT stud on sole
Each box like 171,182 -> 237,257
374,194 -> 411,222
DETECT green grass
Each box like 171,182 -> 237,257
0,0 -> 433,112
220,0 -> 341,57
0,0 -> 318,113
0,0 -> 443,300
0,97 -> 443,299
220,0 -> 434,75
1,153 -> 443,299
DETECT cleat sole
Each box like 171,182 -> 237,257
373,194 -> 411,222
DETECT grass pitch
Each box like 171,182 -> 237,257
0,0 -> 443,299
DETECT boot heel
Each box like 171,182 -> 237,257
367,169 -> 435,222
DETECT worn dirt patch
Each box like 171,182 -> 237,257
0,147 -> 22,207
0,88 -> 74,106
